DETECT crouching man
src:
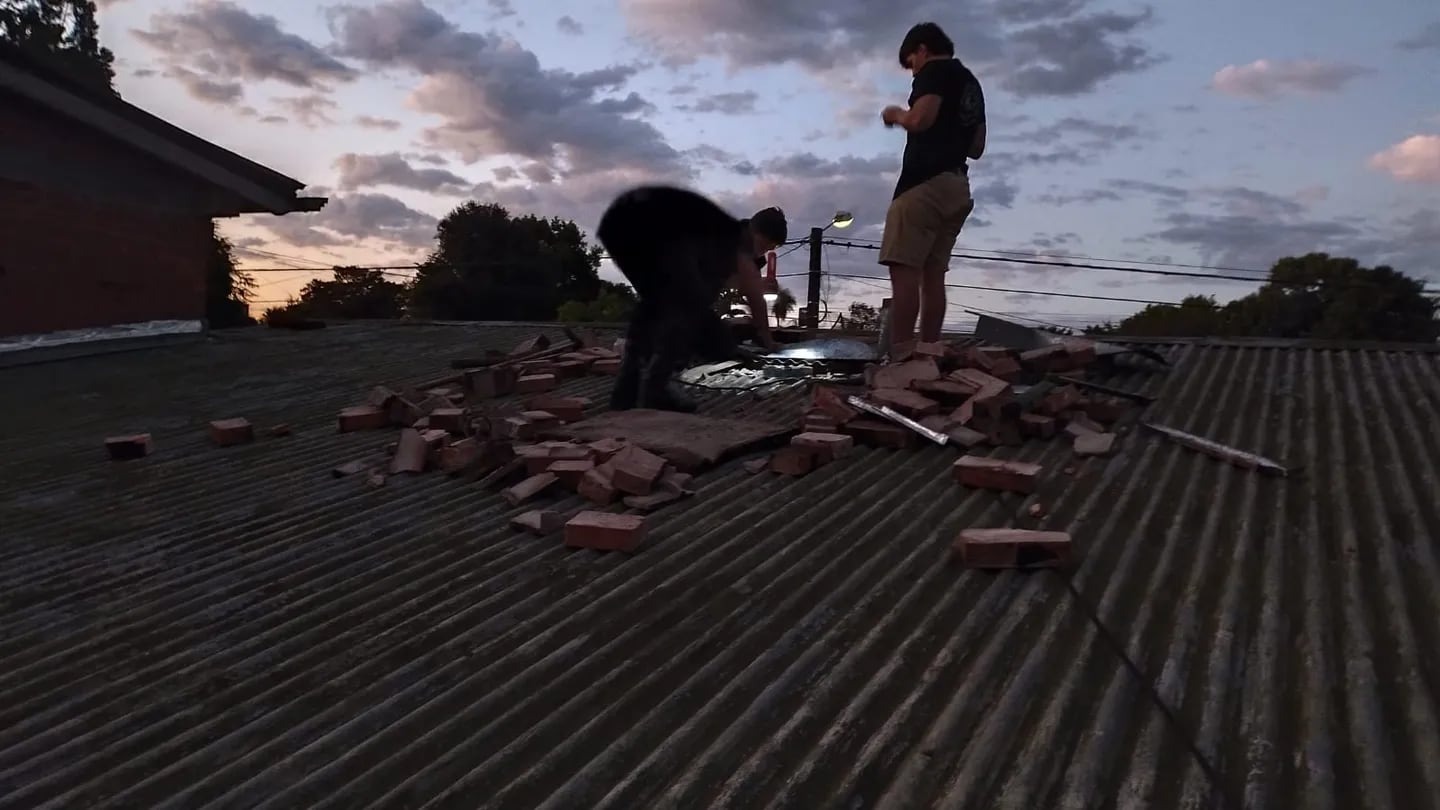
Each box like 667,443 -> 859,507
597,185 -> 787,412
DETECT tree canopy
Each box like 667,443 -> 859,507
1088,253 -> 1439,343
0,1 -> 116,95
556,281 -> 638,323
409,202 -> 605,321
263,267 -> 410,323
205,227 -> 255,328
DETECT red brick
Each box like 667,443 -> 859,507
949,368 -> 1009,391
364,471 -> 387,488
979,419 -> 1024,447
339,405 -> 388,433
517,360 -> 556,376
871,358 -> 941,391
439,438 -> 481,474
844,418 -> 913,449
565,511 -> 647,552
368,385 -> 398,409
332,459 -> 368,478
1020,345 -> 1068,372
105,433 -> 152,460
869,388 -> 940,418
386,396 -> 423,427
1019,413 -> 1057,439
954,529 -> 1072,569
1039,385 -> 1083,416
743,457 -> 770,474
548,458 -> 596,488
1061,337 -> 1099,368
267,424 -> 292,437
611,445 -> 668,495
624,489 -> 684,511
525,395 -> 588,423
552,360 -> 590,379
429,408 -> 467,434
588,437 -> 627,463
511,509 -> 565,535
988,354 -> 1022,381
516,374 -> 557,394
660,471 -> 695,494
1085,396 -> 1129,424
953,456 -> 1042,494
209,417 -> 254,447
578,464 -> 620,505
802,413 -> 841,434
520,410 -> 560,433
1064,413 -> 1106,438
503,472 -> 558,506
418,394 -> 454,416
770,446 -> 816,476
793,432 -> 855,463
1073,432 -> 1117,457
466,367 -> 514,398
390,428 -> 430,473
811,386 -> 860,425
512,334 -> 551,355
592,358 -> 622,375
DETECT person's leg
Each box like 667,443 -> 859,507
636,239 -> 712,412
611,297 -> 656,410
878,187 -> 938,358
918,173 -> 975,343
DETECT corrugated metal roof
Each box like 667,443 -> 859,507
2,322 -> 1439,809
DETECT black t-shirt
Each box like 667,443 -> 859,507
894,59 -> 985,199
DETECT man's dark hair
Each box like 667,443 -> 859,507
898,22 -> 955,67
750,206 -> 788,245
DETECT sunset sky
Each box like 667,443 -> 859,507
95,0 -> 1440,329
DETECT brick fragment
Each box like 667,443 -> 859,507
368,385 -> 398,409
1040,385 -> 1083,416
592,358 -> 622,375
1085,396 -> 1129,424
946,424 -> 988,449
869,388 -> 940,418
525,395 -> 589,423
1064,413 -> 1106,438
624,489 -> 684,511
565,511 -> 647,552
390,428 -> 431,474
1073,432 -> 1117,457
553,360 -> 590,379
332,459 -> 368,477
871,358 -> 940,391
339,405 -> 388,433
1028,502 -> 1047,519
268,424 -> 292,437
412,417 -> 431,431
611,445 -> 668,495
743,457 -> 770,474
988,354 -> 1022,382
429,408 -> 467,434
418,394 -> 454,416
1060,337 -> 1099,368
954,529 -> 1072,569
1020,345 -> 1068,372
439,438 -> 481,474
979,419 -> 1023,447
844,418 -> 914,449
466,367 -> 512,398
512,509 -> 566,535
588,437 -> 627,463
503,472 -> 558,506
517,360 -> 556,376
660,471 -> 695,494
516,374 -> 557,394
364,471 -> 386,488
811,386 -> 860,425
386,396 -> 423,427
105,434 -> 152,460
793,432 -> 855,464
770,446 -> 816,476
1019,413 -> 1057,439
953,456 -> 1042,494
548,458 -> 596,488
520,410 -> 560,433
209,417 -> 254,447
802,413 -> 841,434
512,334 -> 551,356
578,463 -> 620,505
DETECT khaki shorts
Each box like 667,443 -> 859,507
878,171 -> 975,271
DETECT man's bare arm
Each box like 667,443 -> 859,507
968,121 -> 986,159
896,94 -> 942,133
730,257 -> 777,350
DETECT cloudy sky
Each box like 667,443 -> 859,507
97,0 -> 1439,329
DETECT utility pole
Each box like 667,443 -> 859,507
805,226 -> 822,330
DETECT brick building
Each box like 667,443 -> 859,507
0,43 -> 324,357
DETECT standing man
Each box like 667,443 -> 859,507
597,185 -> 786,413
878,22 -> 986,358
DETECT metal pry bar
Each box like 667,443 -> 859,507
847,396 -> 950,446
1141,421 -> 1288,477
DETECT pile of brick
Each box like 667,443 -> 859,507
755,337 -> 1137,570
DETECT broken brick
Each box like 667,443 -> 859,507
466,367 -> 511,399
624,489 -> 684,511
390,428 -> 431,474
1027,502 -> 1047,519
870,388 -> 940,419
525,395 -> 589,423
339,406 -> 389,433
793,432 -> 855,464
1085,396 -> 1129,424
412,417 -> 431,431
503,472 -> 558,506
946,424 -> 988,449
578,463 -> 620,505
386,396 -> 423,427
770,446 -> 816,476
368,385 -> 398,410
429,408 -> 468,434
439,438 -> 481,474
811,386 -> 860,425
1019,413 -> 1057,439
105,434 -> 152,460
268,424 -> 292,437
1061,337 -> 1099,368
802,413 -> 841,434
1040,385 -> 1083,416
512,509 -> 565,535
743,457 -> 770,474
364,471 -> 387,489
1073,432 -> 1117,457
552,360 -> 590,379
1020,345 -> 1068,372
954,529 -> 1072,569
517,360 -> 556,376
611,445 -> 668,495
548,458 -> 596,488
592,358 -> 622,375
660,471 -> 694,494
1064,413 -> 1106,438
516,374 -> 557,394
953,456 -> 1042,494
565,511 -> 647,553
512,334 -> 551,356
871,358 -> 941,391
209,417 -> 254,447
332,459 -> 368,478
979,419 -> 1024,447
504,416 -> 537,441
588,437 -> 627,463
525,444 -> 593,475
844,418 -> 913,449
988,354 -> 1022,382
520,410 -> 561,433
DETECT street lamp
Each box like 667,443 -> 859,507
803,209 -> 856,328
830,210 -> 854,230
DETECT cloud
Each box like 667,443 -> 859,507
1209,59 -> 1372,100
1397,22 -> 1440,51
275,94 -> 338,127
355,115 -> 403,130
557,15 -> 584,35
334,152 -> 472,193
326,0 -> 685,176
162,65 -> 243,104
682,91 -> 758,114
252,192 -> 437,252
132,0 -> 356,99
1368,135 -> 1440,184
618,0 -> 1162,99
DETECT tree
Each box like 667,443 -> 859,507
263,267 -> 410,322
1,1 -> 116,95
843,302 -> 882,330
556,281 -> 638,323
205,226 -> 255,328
771,287 -> 797,325
1088,254 -> 1440,343
409,201 -> 604,321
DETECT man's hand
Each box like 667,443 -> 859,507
881,105 -> 905,127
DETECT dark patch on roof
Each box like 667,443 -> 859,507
1,321 -> 1439,808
